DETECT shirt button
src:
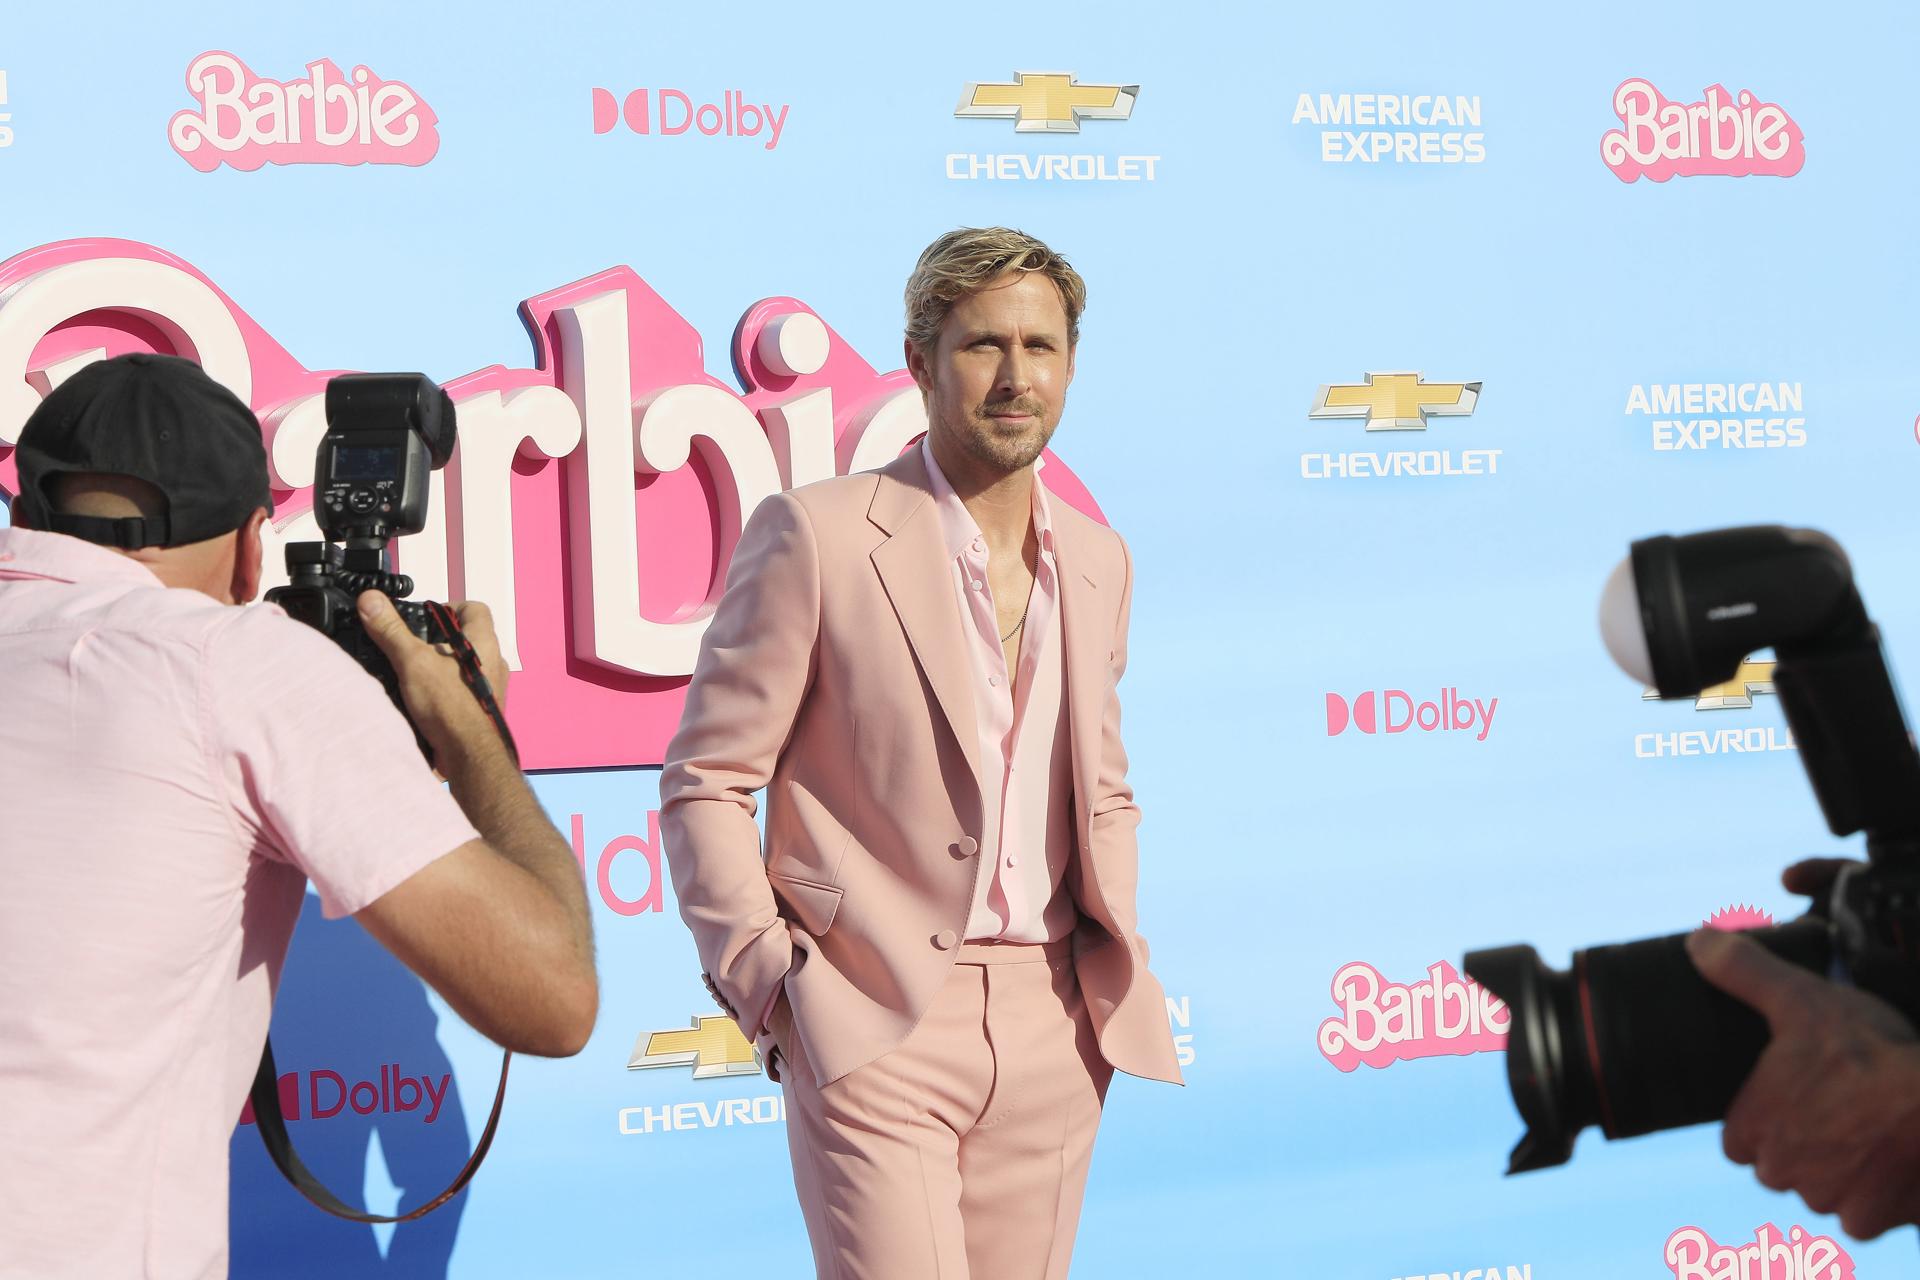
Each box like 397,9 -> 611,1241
933,929 -> 958,951
952,836 -> 979,858
1006,854 -> 1020,868
988,674 -> 1002,687
971,579 -> 986,591
971,537 -> 984,552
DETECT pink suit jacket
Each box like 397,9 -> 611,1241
660,447 -> 1182,1088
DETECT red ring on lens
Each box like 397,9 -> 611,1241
1575,953 -> 1619,1138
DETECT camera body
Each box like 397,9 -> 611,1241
1467,526 -> 1920,1173
265,373 -> 462,750
270,543 -> 458,716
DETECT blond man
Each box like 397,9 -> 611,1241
662,228 -> 1180,1278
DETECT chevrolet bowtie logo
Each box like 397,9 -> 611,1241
956,72 -> 1138,133
1309,372 -> 1482,431
1643,660 -> 1778,710
627,1016 -> 762,1079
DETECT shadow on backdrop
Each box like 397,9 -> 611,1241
229,895 -> 470,1278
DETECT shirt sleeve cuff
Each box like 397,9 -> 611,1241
319,813 -> 479,919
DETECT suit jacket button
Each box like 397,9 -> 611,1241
952,837 -> 979,858
933,929 -> 958,950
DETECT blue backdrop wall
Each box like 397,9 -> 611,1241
2,2 -> 1916,1275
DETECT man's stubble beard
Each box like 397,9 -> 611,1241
943,401 -> 1061,478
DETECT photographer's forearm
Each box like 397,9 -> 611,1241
355,589 -> 597,1050
438,728 -> 594,950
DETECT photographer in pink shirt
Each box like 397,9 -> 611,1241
0,354 -> 596,1280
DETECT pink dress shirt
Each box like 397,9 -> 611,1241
921,441 -> 1078,944
0,527 -> 478,1280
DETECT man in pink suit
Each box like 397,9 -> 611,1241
661,227 -> 1180,1278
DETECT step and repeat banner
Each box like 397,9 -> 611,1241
3,2 -> 1918,1276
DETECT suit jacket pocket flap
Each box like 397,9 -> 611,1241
769,871 -> 843,937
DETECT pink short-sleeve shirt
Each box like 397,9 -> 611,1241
0,527 -> 479,1279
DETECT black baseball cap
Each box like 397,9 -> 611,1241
14,352 -> 273,549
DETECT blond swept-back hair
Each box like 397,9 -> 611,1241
904,227 -> 1086,354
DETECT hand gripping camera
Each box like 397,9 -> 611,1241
1465,526 -> 1920,1173
265,373 -> 505,759
256,373 -> 514,1223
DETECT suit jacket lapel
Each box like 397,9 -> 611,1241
1050,507 -> 1105,825
868,450 -> 983,791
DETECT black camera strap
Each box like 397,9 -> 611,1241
423,600 -> 520,762
249,606 -> 522,1221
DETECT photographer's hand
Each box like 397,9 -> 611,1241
357,593 -> 509,753
354,591 -> 596,1055
1780,856 -> 1855,898
1688,927 -> 1920,1239
447,600 -> 511,714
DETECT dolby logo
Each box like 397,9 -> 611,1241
237,1063 -> 455,1125
592,86 -> 790,150
1326,688 -> 1498,742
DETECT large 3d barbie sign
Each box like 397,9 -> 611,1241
0,239 -> 1107,769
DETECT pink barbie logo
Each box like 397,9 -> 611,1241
1317,961 -> 1509,1071
1326,687 -> 1498,741
592,88 -> 790,150
0,239 -> 1107,770
1706,904 -> 1774,931
168,51 -> 440,171
1665,1223 -> 1852,1280
1601,80 -> 1805,183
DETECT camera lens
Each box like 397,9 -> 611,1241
1465,916 -> 1830,1172
1459,944 -> 1596,1172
